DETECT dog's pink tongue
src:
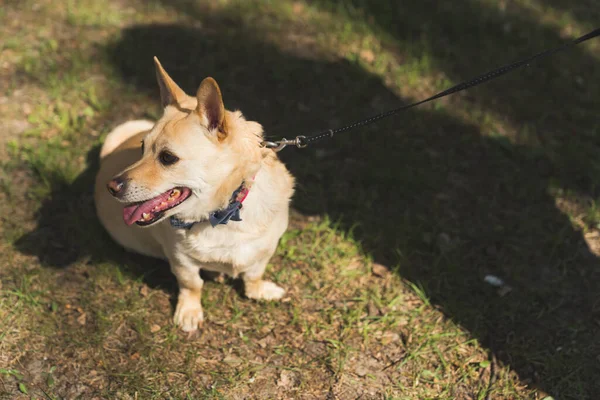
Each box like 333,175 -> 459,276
122,191 -> 172,225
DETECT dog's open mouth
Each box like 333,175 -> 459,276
123,187 -> 192,226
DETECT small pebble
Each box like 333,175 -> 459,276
484,275 -> 504,287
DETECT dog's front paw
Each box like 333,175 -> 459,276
174,299 -> 204,332
245,280 -> 286,301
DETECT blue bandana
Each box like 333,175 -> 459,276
169,183 -> 248,230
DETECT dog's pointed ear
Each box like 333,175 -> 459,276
154,57 -> 187,108
195,77 -> 227,139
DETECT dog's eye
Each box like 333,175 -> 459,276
141,141 -> 145,155
159,150 -> 179,166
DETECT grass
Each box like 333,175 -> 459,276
1,0 -> 600,398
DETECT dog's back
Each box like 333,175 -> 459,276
99,120 -> 154,159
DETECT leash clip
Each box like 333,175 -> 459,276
262,135 -> 308,152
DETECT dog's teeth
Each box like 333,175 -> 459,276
171,189 -> 180,198
142,213 -> 151,220
160,202 -> 168,207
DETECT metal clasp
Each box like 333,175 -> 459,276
262,136 -> 307,152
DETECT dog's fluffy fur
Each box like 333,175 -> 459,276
94,58 -> 294,332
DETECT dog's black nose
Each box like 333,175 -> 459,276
107,177 -> 126,197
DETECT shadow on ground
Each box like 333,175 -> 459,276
14,145 -> 180,297
16,1 -> 600,397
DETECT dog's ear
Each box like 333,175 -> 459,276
195,77 -> 226,139
154,57 -> 187,108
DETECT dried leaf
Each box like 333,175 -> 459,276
223,355 -> 242,366
277,370 -> 294,387
355,365 -> 369,377
360,49 -> 375,63
292,2 -> 304,14
372,263 -> 388,277
77,312 -> 87,326
380,332 -> 400,345
368,303 -> 380,317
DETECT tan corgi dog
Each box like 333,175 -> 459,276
94,58 -> 294,332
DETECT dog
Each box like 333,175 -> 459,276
94,58 -> 294,332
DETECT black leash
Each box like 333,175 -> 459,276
263,27 -> 600,152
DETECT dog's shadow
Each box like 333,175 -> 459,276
14,146 -> 177,295
14,145 -> 245,307
15,3 -> 600,396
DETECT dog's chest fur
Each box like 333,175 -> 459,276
158,174 -> 291,277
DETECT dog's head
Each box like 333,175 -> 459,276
107,57 -> 265,227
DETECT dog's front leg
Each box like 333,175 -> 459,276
170,254 -> 204,332
243,253 -> 286,301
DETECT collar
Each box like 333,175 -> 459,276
169,179 -> 252,230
